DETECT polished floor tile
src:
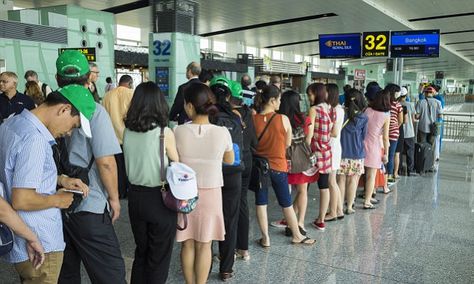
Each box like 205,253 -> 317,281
1,153 -> 473,283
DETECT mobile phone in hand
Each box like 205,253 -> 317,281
62,189 -> 84,195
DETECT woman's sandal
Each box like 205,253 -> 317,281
383,188 -> 392,194
257,238 -> 270,248
235,250 -> 250,261
363,203 -> 376,210
292,237 -> 316,246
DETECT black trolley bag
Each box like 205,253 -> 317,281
414,142 -> 434,174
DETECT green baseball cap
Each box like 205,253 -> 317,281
56,50 -> 90,78
229,80 -> 243,99
210,76 -> 231,89
57,84 -> 96,138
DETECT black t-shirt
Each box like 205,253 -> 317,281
0,91 -> 35,121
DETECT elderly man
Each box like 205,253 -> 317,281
169,61 -> 201,125
0,72 -> 35,123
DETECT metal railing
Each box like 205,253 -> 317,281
442,112 -> 474,142
444,94 -> 465,106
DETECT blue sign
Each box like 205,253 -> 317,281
155,67 -> 170,97
319,33 -> 361,59
390,30 -> 440,58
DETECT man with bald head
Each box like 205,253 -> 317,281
170,62 -> 201,125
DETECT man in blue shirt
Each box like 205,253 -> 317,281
0,85 -> 95,283
0,72 -> 35,123
54,50 -> 126,284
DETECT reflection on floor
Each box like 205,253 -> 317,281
1,153 -> 473,283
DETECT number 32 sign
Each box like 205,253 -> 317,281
153,40 -> 171,56
363,31 -> 390,57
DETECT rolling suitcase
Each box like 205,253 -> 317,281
415,142 -> 434,173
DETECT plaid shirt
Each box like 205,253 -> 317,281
312,103 -> 334,174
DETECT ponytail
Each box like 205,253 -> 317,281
345,88 -> 367,122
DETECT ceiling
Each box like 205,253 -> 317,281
12,0 -> 474,79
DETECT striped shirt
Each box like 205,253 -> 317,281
389,102 -> 402,141
312,103 -> 333,174
0,110 -> 64,263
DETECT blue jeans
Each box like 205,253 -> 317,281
255,170 -> 292,208
387,140 -> 398,175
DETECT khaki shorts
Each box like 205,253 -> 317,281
14,251 -> 64,284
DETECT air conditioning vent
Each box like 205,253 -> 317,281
0,20 -> 67,44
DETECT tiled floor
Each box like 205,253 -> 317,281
1,153 -> 473,283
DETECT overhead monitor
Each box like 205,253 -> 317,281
390,30 -> 440,58
318,33 -> 361,59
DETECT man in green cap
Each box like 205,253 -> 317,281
55,50 -> 126,283
0,84 -> 95,283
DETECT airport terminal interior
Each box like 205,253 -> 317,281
0,0 -> 473,283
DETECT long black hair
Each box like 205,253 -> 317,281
326,83 -> 340,107
279,90 -> 305,129
124,81 -> 168,132
344,88 -> 367,122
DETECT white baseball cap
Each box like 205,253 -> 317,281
166,162 -> 198,200
400,87 -> 408,97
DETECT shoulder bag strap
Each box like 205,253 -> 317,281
159,127 -> 166,187
257,113 -> 277,142
425,97 -> 433,124
87,154 -> 95,171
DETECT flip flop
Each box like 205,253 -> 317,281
344,209 -> 355,215
337,215 -> 345,220
363,204 -> 376,210
257,238 -> 270,248
383,188 -> 392,194
292,237 -> 316,246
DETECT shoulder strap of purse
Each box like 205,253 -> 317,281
159,127 -> 166,186
86,155 -> 95,171
257,113 -> 277,142
425,97 -> 434,124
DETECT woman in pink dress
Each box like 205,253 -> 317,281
363,88 -> 390,209
174,83 -> 234,284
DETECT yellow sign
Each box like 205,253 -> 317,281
58,47 -> 96,62
362,32 -> 389,57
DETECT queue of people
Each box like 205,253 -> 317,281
0,53 -> 444,284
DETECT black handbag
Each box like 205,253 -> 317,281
249,113 -> 277,191
426,98 -> 441,137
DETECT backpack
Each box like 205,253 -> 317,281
286,124 -> 314,174
41,83 -> 49,98
212,109 -> 245,174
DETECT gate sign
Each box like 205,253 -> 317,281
362,31 -> 390,57
354,69 -> 366,80
59,47 -> 96,62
